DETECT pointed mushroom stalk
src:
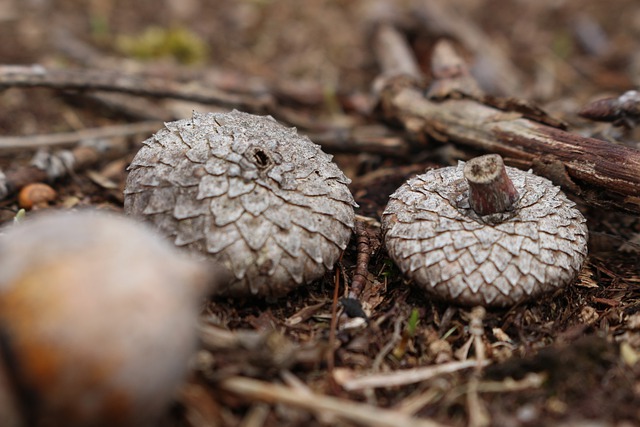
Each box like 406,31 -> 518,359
382,155 -> 589,307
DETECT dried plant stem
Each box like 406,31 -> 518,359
413,0 -> 522,94
340,359 -> 487,391
466,307 -> 490,427
0,121 -> 160,152
579,90 -> 640,126
372,315 -> 403,372
374,24 -> 423,80
327,263 -> 341,372
219,376 -> 451,427
474,373 -> 545,393
0,65 -> 272,112
306,124 -> 412,157
349,221 -> 372,298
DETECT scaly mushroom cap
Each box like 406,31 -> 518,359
124,110 -> 356,297
382,160 -> 588,307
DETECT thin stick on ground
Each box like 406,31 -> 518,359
466,307 -> 490,427
219,376 -> 452,427
0,121 -> 161,152
372,314 -> 404,372
337,359 -> 488,391
0,65 -> 272,112
327,262 -> 341,372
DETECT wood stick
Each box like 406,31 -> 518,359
412,0 -> 522,95
336,359 -> 487,391
0,121 -> 161,152
374,26 -> 640,214
348,220 -> 372,298
385,88 -> 640,212
219,376 -> 451,427
0,65 -> 272,112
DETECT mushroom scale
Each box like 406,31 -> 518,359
382,160 -> 588,307
124,110 -> 356,297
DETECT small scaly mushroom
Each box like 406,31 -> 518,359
124,110 -> 356,297
382,154 -> 588,307
0,211 -> 213,427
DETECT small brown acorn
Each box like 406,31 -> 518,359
0,211 -> 213,427
124,110 -> 356,297
382,154 -> 589,307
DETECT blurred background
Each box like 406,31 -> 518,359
1,0 -> 639,135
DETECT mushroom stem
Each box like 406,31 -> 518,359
464,154 -> 519,215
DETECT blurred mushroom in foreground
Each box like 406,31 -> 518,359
0,210 -> 216,427
382,154 -> 589,307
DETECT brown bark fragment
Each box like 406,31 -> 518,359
382,86 -> 640,213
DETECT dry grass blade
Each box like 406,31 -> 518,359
219,376 -> 451,427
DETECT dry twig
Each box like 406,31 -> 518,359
374,26 -> 640,214
349,220 -> 373,299
336,359 -> 487,391
306,124 -> 412,157
0,65 -> 272,112
219,376 -> 451,427
579,90 -> 640,128
327,265 -> 342,372
372,314 -> 404,372
466,307 -> 490,427
0,121 -> 160,152
412,0 -> 523,95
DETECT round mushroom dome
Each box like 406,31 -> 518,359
124,110 -> 356,297
382,155 -> 588,307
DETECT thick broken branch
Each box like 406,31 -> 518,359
382,85 -> 640,213
374,27 -> 640,213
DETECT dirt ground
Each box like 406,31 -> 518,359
1,0 -> 640,426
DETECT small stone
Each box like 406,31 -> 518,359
124,110 -> 356,297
